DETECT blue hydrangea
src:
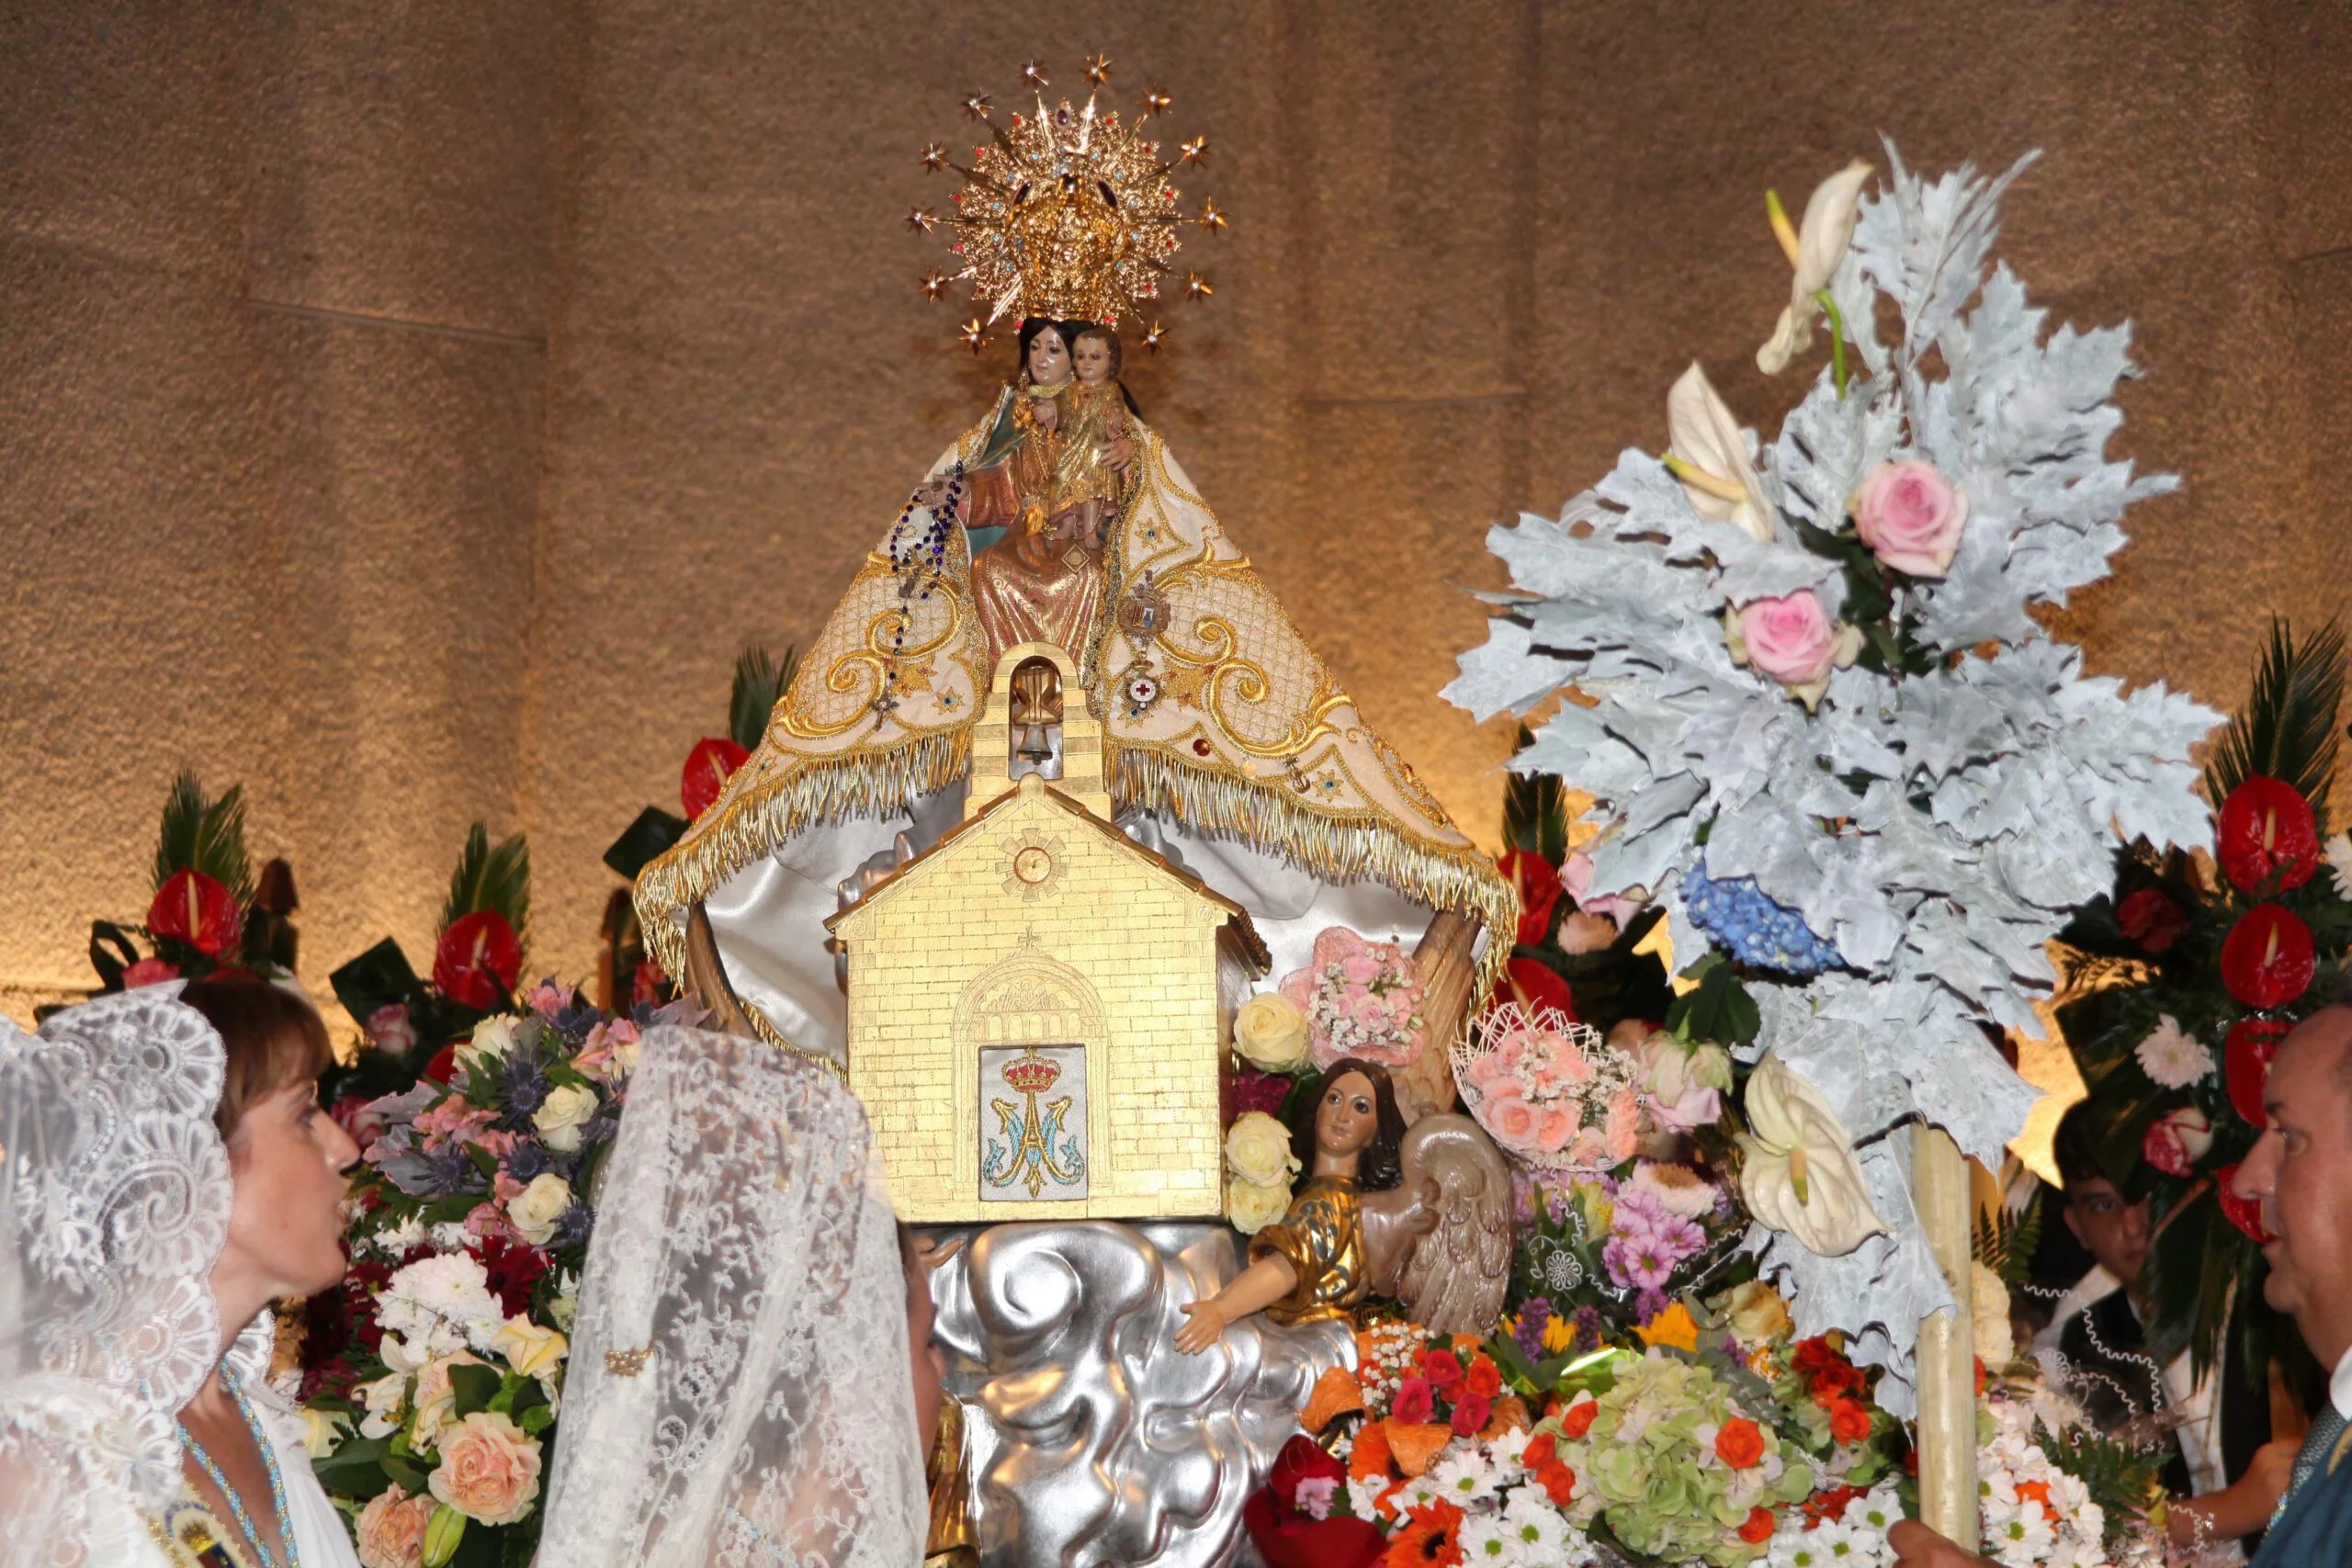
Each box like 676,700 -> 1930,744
1681,863 -> 1844,976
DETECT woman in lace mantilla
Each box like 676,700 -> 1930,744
0,976 -> 363,1568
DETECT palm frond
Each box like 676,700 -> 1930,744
440,822 -> 530,945
153,772 -> 255,907
729,642 -> 798,753
1503,725 -> 1570,864
2204,617 -> 2344,818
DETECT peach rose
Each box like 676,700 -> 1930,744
1485,1084 -> 1540,1148
1604,1089 -> 1641,1163
1533,1106 -> 1577,1155
1851,459 -> 1967,579
428,1410 -> 544,1526
356,1483 -> 435,1568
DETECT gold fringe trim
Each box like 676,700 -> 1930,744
1109,743 -> 1519,1002
634,729 -> 971,984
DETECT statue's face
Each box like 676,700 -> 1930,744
1026,327 -> 1071,386
1315,1071 -> 1380,1165
1071,333 -> 1115,387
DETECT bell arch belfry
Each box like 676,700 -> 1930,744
829,647 -> 1269,1223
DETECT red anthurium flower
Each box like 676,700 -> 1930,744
2219,905 -> 2315,1010
2114,887 -> 2189,954
1493,955 -> 1577,1020
2214,1162 -> 2274,1244
1499,850 -> 1563,947
2225,1017 -> 2291,1128
681,737 -> 752,819
147,869 -> 243,957
434,910 -> 522,1010
2216,776 -> 2320,895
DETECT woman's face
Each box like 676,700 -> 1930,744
1315,1071 -> 1380,1165
1026,327 -> 1071,386
1071,333 -> 1115,387
222,1077 -> 360,1300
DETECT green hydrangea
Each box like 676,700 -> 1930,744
1557,1351 -> 1815,1567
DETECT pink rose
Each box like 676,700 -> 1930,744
1534,1106 -> 1577,1155
366,1003 -> 420,1057
1486,1085 -> 1540,1148
1467,1055 -> 1502,1087
1340,951 -> 1381,986
1390,1375 -> 1436,1426
355,1483 -> 435,1568
429,1410 -> 544,1526
1851,458 -> 1967,579
121,957 -> 180,989
2142,1105 -> 2215,1179
1567,1127 -> 1611,1168
1735,591 -> 1844,689
1604,1090 -> 1642,1163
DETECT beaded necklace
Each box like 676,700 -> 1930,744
177,1370 -> 300,1568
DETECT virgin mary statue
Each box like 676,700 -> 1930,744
631,85 -> 1512,1087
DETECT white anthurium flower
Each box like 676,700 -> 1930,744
1757,159 -> 1874,375
1737,1054 -> 1890,1257
1664,362 -> 1775,542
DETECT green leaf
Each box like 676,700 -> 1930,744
1973,1188 -> 2043,1288
381,1450 -> 430,1495
1503,725 -> 1571,863
442,822 -> 531,948
153,773 -> 255,907
309,1434 -> 397,1498
2203,616 -> 2344,821
518,1403 -> 555,1435
729,642 -> 800,753
602,807 -> 687,882
1666,956 -> 1760,1045
447,1361 -> 503,1419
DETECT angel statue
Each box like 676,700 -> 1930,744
1174,1057 -> 1513,1350
632,74 -> 1514,1105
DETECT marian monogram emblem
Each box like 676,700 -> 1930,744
979,1043 -> 1089,1201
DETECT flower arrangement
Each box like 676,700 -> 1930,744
300,982 -> 687,1568
1444,145 -> 2219,1403
1453,1003 -> 1640,1173
1280,926 -> 1427,1070
1504,1165 -> 1747,1348
68,773 -> 301,1006
2055,618 -> 2350,1380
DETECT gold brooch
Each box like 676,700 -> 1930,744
605,1346 -> 653,1377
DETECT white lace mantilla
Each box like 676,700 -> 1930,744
539,1023 -> 928,1568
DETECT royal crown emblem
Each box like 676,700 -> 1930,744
909,56 -> 1226,342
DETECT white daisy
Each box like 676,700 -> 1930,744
1457,1515 -> 1521,1565
1430,1450 -> 1500,1507
1499,1490 -> 1568,1557
2327,831 -> 2352,899
2133,1013 -> 2212,1089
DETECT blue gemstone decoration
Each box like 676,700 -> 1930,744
1680,863 -> 1843,976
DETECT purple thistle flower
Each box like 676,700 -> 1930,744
498,1045 -> 549,1128
503,1140 -> 553,1184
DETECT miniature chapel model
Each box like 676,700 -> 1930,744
829,642 -> 1269,1223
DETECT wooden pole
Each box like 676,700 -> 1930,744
1912,1122 -> 1978,1549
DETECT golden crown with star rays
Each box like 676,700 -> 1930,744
908,55 -> 1225,352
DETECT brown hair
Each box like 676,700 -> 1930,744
1288,1057 -> 1408,1190
179,972 -> 334,1144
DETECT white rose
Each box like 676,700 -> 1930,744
1223,1111 -> 1300,1189
1234,993 -> 1310,1072
1227,1176 -> 1293,1234
457,1014 -> 517,1077
506,1172 -> 573,1247
531,1083 -> 598,1153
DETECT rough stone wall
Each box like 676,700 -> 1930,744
5,1 -> 2348,1020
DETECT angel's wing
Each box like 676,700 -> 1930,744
1394,1114 -> 1515,1336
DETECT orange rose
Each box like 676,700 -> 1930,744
1463,1356 -> 1502,1401
1714,1416 -> 1765,1471
355,1483 -> 435,1568
1738,1506 -> 1777,1544
1828,1398 -> 1872,1446
1539,1461 -> 1577,1506
428,1411 -> 544,1526
1521,1432 -> 1557,1471
1561,1397 -> 1598,1439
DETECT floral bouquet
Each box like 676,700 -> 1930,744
1280,926 -> 1426,1070
1453,1002 -> 1640,1173
1504,1162 -> 1748,1349
300,983 -> 687,1568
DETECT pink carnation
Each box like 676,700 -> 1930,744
1851,458 -> 1968,578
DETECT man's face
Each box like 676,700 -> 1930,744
2062,1175 -> 2150,1288
2233,1010 -> 2352,1349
